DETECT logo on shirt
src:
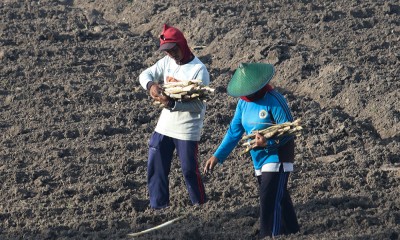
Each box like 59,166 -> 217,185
259,110 -> 268,119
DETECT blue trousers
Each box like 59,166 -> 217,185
147,132 -> 206,209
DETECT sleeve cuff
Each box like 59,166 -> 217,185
167,99 -> 175,109
146,81 -> 155,91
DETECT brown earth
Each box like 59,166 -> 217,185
0,0 -> 399,239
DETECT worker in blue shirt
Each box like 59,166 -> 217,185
204,63 -> 300,238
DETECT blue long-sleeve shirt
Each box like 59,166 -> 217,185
214,89 -> 294,171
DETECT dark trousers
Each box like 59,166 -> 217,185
147,132 -> 206,209
257,166 -> 299,238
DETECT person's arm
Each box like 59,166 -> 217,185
203,101 -> 245,173
214,118 -> 245,163
268,91 -> 293,124
139,57 -> 166,90
139,58 -> 176,108
266,91 -> 294,150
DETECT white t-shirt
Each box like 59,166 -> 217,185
139,55 -> 210,141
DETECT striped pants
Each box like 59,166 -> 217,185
257,166 -> 299,238
147,132 -> 206,209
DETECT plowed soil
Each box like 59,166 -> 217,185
1,0 -> 399,239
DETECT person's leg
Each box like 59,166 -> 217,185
281,173 -> 300,235
147,132 -> 175,209
277,138 -> 299,234
174,139 -> 206,205
259,169 -> 288,238
259,171 -> 278,238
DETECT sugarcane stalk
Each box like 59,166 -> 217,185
166,92 -> 188,99
189,93 -> 200,98
239,147 -> 252,155
181,84 -> 197,92
239,119 -> 302,155
242,128 -> 280,147
202,86 -> 215,92
153,101 -> 165,108
163,79 -> 202,87
164,86 -> 186,94
242,129 -> 302,147
241,119 -> 301,141
151,80 -> 215,107
275,126 -> 303,137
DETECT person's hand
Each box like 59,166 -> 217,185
149,84 -> 162,99
157,93 -> 172,107
203,156 -> 219,174
252,132 -> 267,149
149,84 -> 172,107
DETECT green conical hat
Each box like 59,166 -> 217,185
227,63 -> 275,97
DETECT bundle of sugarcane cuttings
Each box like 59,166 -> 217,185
154,79 -> 215,107
240,119 -> 303,155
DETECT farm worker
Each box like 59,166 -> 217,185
139,24 -> 209,209
203,63 -> 300,238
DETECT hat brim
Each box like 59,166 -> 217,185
227,63 -> 275,97
159,42 -> 176,51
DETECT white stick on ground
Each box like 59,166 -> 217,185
127,215 -> 186,238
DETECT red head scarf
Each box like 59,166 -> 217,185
159,24 -> 194,65
240,84 -> 274,102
